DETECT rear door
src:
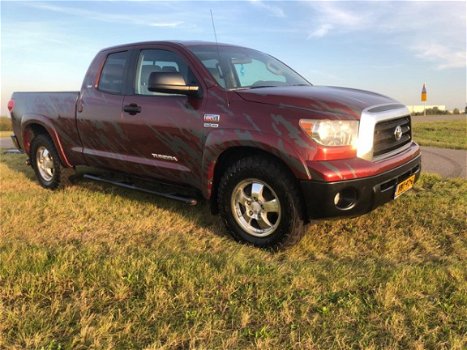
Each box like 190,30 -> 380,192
120,47 -> 206,187
77,50 -> 132,171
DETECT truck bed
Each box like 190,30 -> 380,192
10,91 -> 80,155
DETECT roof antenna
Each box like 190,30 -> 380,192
210,9 -> 230,107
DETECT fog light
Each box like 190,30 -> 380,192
334,188 -> 357,210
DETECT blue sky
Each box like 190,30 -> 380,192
1,0 -> 466,115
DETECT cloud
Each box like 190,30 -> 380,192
304,1 -> 466,70
27,2 -> 184,28
306,2 -> 366,38
316,2 -> 362,27
1,20 -> 95,52
414,43 -> 466,70
249,0 -> 285,18
308,24 -> 333,39
149,21 -> 184,28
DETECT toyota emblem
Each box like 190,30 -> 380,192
394,125 -> 403,141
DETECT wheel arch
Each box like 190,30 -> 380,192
202,129 -> 310,196
208,146 -> 307,220
21,115 -> 72,167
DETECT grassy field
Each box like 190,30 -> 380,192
412,119 -> 467,150
1,151 -> 466,349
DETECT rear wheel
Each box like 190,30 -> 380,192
218,156 -> 305,249
30,134 -> 70,189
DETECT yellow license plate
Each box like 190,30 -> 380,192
394,175 -> 415,199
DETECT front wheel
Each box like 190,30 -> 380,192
217,156 -> 305,249
30,134 -> 69,189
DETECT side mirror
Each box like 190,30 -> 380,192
147,72 -> 200,96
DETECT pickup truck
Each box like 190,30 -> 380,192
8,40 -> 421,249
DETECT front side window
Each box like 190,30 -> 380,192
189,45 -> 311,90
98,51 -> 129,94
199,58 -> 226,88
135,49 -> 198,95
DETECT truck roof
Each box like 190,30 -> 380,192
100,40 -> 243,52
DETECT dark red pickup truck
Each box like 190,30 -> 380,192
9,41 -> 421,248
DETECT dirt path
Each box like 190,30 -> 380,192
420,146 -> 466,178
0,137 -> 13,148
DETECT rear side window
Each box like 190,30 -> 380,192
98,51 -> 129,94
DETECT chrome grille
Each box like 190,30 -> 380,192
373,116 -> 411,158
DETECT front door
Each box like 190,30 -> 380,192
121,48 -> 206,187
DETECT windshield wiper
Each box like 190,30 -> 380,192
234,84 -> 308,90
249,85 -> 279,89
249,84 -> 310,89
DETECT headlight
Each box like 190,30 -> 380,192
299,119 -> 359,147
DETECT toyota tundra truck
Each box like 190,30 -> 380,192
8,41 -> 421,249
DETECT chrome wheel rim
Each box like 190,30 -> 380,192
231,178 -> 281,237
36,146 -> 54,181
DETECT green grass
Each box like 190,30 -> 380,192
0,131 -> 13,138
413,119 -> 467,149
1,151 -> 466,349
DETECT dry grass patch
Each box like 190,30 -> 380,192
0,117 -> 12,132
0,131 -> 12,138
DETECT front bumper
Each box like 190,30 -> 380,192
300,154 -> 421,219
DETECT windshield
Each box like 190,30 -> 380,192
188,45 -> 311,90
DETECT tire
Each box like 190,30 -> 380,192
30,134 -> 70,189
217,156 -> 305,250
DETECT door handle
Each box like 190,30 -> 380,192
123,103 -> 142,115
77,97 -> 84,113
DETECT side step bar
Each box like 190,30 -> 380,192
83,174 -> 198,206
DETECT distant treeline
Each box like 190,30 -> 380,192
0,117 -> 12,131
412,107 -> 465,116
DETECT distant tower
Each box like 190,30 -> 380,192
421,83 -> 427,116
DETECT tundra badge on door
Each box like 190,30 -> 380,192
151,153 -> 178,162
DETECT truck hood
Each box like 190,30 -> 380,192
235,85 -> 400,119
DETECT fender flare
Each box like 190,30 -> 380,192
201,129 -> 311,198
21,114 -> 73,167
